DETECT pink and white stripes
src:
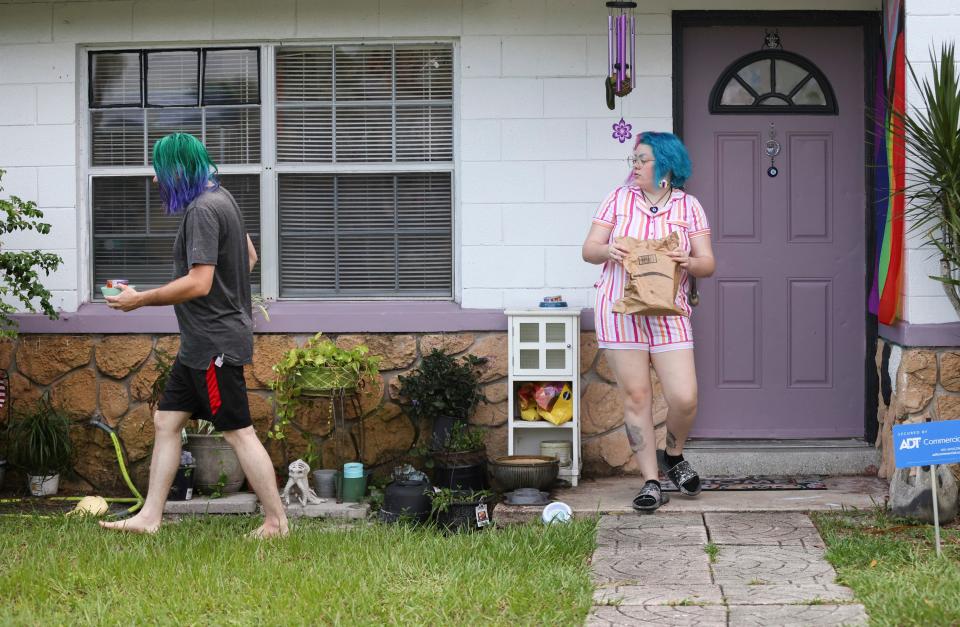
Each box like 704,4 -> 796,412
591,186 -> 710,352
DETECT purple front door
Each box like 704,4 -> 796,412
683,25 -> 866,438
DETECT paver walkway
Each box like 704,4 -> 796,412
588,513 -> 868,626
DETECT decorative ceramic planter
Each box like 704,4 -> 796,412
184,434 -> 244,494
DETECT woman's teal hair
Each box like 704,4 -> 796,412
630,131 -> 692,188
152,133 -> 219,214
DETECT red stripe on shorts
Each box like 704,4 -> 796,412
206,360 -> 222,416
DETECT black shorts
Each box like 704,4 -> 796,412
158,356 -> 252,432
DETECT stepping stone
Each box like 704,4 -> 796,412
721,583 -> 855,605
594,584 -> 723,606
705,512 -> 825,548
592,544 -> 713,585
727,603 -> 867,626
711,546 -> 837,585
599,513 -> 703,529
164,493 -> 258,515
588,604 -> 726,626
284,501 -> 369,519
597,523 -> 709,549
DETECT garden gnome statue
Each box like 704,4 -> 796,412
889,465 -> 959,524
281,459 -> 325,506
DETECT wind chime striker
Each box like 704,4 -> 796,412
606,1 -> 636,143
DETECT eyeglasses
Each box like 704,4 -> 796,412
627,156 -> 655,168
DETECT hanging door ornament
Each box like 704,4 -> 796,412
765,122 -> 781,177
606,1 -> 636,143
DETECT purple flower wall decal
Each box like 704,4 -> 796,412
612,117 -> 632,143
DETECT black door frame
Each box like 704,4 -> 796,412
672,10 -> 881,443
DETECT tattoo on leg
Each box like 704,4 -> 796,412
666,430 -> 678,452
625,423 -> 645,452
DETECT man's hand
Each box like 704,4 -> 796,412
105,284 -> 142,312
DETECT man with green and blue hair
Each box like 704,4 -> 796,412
101,133 -> 287,538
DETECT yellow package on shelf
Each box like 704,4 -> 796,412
538,384 -> 573,425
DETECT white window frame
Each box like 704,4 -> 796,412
79,39 -> 459,304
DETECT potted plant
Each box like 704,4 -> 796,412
5,394 -> 72,496
890,44 -> 960,317
182,419 -> 245,496
397,349 -> 487,451
269,332 -> 381,440
430,487 -> 495,532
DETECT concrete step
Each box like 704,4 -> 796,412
682,439 -> 880,476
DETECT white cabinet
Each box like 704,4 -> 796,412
505,309 -> 582,487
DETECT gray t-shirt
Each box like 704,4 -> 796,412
172,186 -> 253,370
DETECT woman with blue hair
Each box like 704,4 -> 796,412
582,131 -> 715,513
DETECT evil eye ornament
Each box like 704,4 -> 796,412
767,166 -> 779,178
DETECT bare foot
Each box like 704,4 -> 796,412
99,515 -> 161,534
247,522 -> 289,539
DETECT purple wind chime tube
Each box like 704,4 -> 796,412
608,14 -> 613,80
630,14 -> 635,87
617,14 -> 625,91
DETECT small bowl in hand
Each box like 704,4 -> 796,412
101,285 -> 136,298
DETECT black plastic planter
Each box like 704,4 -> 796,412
433,461 -> 487,491
168,464 -> 195,501
435,495 -> 495,532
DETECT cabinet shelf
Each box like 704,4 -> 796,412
510,420 -> 577,429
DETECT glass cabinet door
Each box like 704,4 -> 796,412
512,317 -> 573,376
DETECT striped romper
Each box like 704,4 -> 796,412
592,185 -> 711,352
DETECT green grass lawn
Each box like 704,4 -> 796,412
0,515 -> 597,625
812,508 -> 960,627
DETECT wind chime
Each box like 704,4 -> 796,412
606,1 -> 636,143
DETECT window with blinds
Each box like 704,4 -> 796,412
276,44 -> 453,297
89,48 -> 261,300
89,48 -> 260,166
87,42 -> 454,301
91,175 -> 261,292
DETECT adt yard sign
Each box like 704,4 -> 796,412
893,419 -> 960,468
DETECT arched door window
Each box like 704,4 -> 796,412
709,50 -> 837,114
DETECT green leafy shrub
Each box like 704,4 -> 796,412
0,169 -> 63,337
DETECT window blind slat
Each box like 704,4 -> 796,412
203,49 -> 259,105
91,52 -> 141,107
205,106 -> 261,164
146,50 -> 199,106
278,172 -> 451,297
91,109 -> 145,166
92,174 -> 262,297
276,107 -> 331,162
146,108 -> 202,163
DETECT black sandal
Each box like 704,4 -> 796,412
662,459 -> 702,497
632,481 -> 669,514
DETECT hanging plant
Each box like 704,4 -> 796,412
268,333 -> 380,440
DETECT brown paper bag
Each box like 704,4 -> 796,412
612,232 -> 685,316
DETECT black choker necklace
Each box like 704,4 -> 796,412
644,188 -> 671,214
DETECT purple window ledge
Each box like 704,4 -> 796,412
12,302 -> 597,335
879,320 -> 960,348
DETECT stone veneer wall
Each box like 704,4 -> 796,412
875,339 -> 960,481
0,332 -> 660,494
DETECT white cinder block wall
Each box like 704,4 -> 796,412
902,0 -> 960,324
5,0 -> 925,321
